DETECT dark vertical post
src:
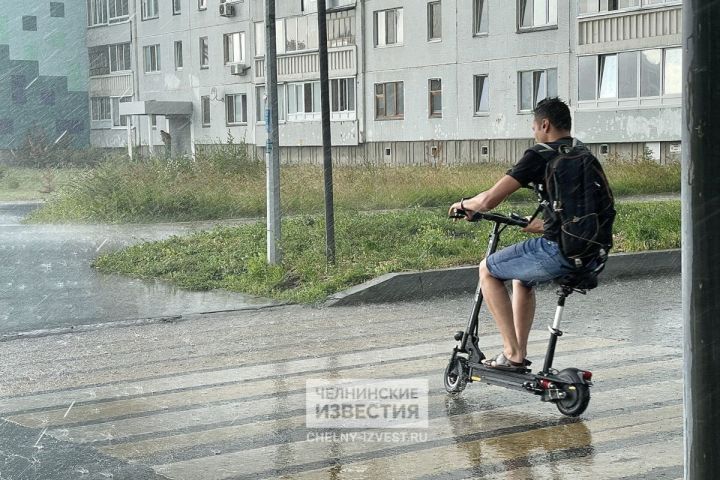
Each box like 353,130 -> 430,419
265,0 -> 281,264
683,1 -> 720,477
318,0 -> 336,265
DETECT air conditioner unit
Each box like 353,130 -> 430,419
219,3 -> 236,16
229,63 -> 250,75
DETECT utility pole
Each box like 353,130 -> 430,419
264,0 -> 281,265
317,0 -> 336,265
683,1 -> 720,477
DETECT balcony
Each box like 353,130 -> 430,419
254,45 -> 356,82
577,4 -> 681,53
89,73 -> 134,97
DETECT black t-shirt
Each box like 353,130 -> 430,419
505,137 -> 575,242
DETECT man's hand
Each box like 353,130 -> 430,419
448,201 -> 474,221
522,218 -> 544,234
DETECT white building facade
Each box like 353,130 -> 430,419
86,0 -> 683,164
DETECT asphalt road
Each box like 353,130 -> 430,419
0,273 -> 682,479
0,202 -> 276,336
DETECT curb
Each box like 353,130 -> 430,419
325,249 -> 681,307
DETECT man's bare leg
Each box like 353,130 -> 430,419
511,280 -> 536,361
479,260 -> 524,364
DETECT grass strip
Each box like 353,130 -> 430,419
26,158 -> 679,223
93,201 -> 680,304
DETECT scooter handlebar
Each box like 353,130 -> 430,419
449,208 -> 530,228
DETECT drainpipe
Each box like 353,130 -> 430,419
131,0 -> 141,153
358,0 -> 366,149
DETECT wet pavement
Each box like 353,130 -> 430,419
0,202 -> 277,335
0,273 -> 682,479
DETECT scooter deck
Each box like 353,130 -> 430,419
468,362 -> 537,392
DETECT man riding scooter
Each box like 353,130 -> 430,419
448,97 -> 586,371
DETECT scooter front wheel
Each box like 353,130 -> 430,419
444,356 -> 468,394
555,381 -> 591,416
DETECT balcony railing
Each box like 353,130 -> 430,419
255,45 -> 356,82
89,73 -> 134,97
578,5 -> 681,47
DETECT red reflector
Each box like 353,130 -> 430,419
539,379 -> 552,389
581,370 -> 593,381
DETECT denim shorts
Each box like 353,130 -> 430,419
485,237 -> 577,288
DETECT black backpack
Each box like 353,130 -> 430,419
534,140 -> 616,267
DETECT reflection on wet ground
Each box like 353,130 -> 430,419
0,275 -> 683,479
0,202 -> 276,335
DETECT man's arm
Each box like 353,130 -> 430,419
460,175 -> 522,212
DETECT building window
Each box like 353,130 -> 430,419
664,47 -> 681,95
331,78 -> 355,115
198,0 -> 207,10
141,0 -> 159,20
429,79 -> 442,118
109,43 -> 131,72
519,0 -> 557,30
50,2 -> 65,18
256,85 -> 287,123
143,44 -> 161,73
474,75 -> 489,114
473,0 -> 489,35
374,8 -> 403,47
328,10 -> 356,47
578,47 -> 679,102
640,49 -> 662,97
173,0 -> 181,14
428,1 -> 441,41
11,76 -> 26,104
375,81 -> 404,120
224,32 -> 246,65
89,46 -> 110,76
112,96 -> 132,127
288,81 -> 321,121
201,96 -> 211,126
174,41 -> 183,70
200,37 -> 209,69
109,0 -> 129,22
87,0 -> 107,26
283,15 -> 319,53
255,22 -> 265,56
22,16 -> 37,31
91,97 -> 112,121
579,0 -> 640,14
226,94 -> 248,125
519,68 -> 557,111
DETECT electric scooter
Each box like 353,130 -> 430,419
444,207 -> 601,417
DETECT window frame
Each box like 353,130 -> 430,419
173,0 -> 182,15
518,0 -> 558,32
223,32 -> 246,65
473,74 -> 490,115
90,96 -> 112,124
143,44 -> 161,73
255,84 -> 288,124
427,1 -> 442,42
141,0 -> 159,20
109,43 -> 132,73
374,8 -> 404,47
428,78 -> 442,118
111,96 -> 133,128
225,93 -> 248,125
198,0 -> 207,11
201,96 -> 211,127
108,0 -> 129,23
374,81 -> 404,120
199,36 -> 209,69
174,41 -> 184,70
330,78 -> 356,120
518,68 -> 557,112
472,0 -> 489,35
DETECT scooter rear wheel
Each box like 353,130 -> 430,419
555,382 -> 590,417
444,356 -> 468,394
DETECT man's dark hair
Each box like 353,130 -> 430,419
533,97 -> 572,131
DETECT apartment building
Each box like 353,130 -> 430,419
87,0 -> 682,164
0,1 -> 89,153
